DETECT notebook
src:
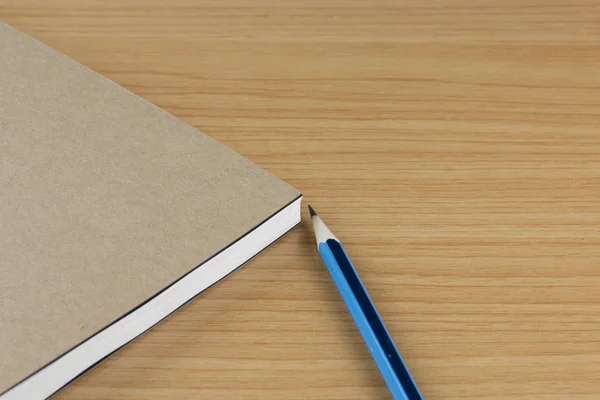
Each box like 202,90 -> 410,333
0,22 -> 302,399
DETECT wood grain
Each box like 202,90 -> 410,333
2,1 -> 600,398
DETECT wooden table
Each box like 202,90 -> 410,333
2,1 -> 599,399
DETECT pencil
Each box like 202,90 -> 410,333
308,205 -> 423,400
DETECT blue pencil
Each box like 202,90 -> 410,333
308,205 -> 423,400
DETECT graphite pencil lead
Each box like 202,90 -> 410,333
308,204 -> 317,217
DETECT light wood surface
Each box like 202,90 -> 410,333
2,1 -> 600,399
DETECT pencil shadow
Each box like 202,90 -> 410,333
301,215 -> 392,399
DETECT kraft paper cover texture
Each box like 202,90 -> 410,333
0,22 -> 300,392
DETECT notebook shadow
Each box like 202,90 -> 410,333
56,219 -> 391,399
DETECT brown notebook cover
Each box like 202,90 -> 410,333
0,22 -> 301,399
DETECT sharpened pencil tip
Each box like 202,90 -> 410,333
308,204 -> 317,217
